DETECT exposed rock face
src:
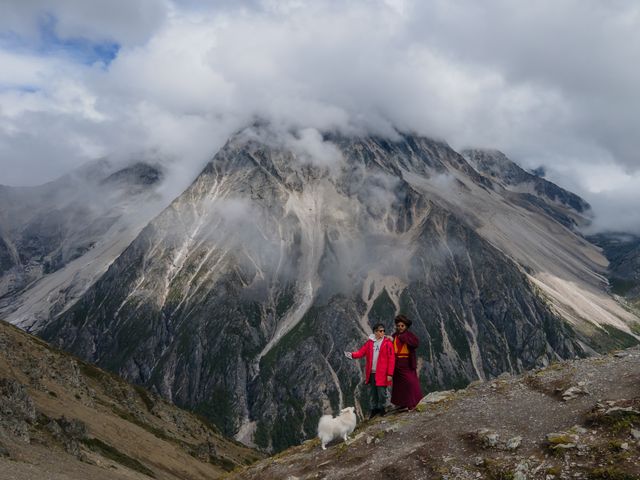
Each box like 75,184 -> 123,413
0,161 -> 167,330
101,162 -> 163,186
38,129 -> 639,451
462,148 -> 595,234
462,148 -> 590,218
0,319 -> 262,479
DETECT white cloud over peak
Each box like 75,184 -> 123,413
0,0 -> 639,231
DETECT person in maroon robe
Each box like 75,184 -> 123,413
390,314 -> 423,410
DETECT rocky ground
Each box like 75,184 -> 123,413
0,320 -> 262,480
228,347 -> 640,480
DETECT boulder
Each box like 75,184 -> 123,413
506,436 -> 523,450
546,432 -> 578,449
419,390 -> 455,404
561,384 -> 589,401
475,428 -> 500,448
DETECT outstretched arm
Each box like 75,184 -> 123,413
351,342 -> 368,359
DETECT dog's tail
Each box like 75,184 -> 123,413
317,414 -> 335,449
317,414 -> 333,435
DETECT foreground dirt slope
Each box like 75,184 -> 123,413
229,347 -> 640,480
0,320 -> 262,480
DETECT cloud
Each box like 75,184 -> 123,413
543,158 -> 640,235
284,129 -> 344,169
0,0 -> 639,231
0,0 -> 167,46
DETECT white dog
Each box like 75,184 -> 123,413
317,406 -> 357,450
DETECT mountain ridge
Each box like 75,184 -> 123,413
30,127 -> 639,451
0,159 -> 169,331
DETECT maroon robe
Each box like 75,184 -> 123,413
390,330 -> 423,409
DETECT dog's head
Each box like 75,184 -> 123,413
340,406 -> 355,415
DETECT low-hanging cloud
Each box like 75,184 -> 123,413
1,0 -> 640,231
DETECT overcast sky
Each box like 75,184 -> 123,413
1,0 -> 639,232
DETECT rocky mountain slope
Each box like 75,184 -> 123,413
0,159 -> 168,331
32,127 -> 639,452
589,232 -> 640,313
0,319 -> 262,480
462,149 -> 590,230
229,347 -> 640,480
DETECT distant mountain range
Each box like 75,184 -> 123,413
1,126 -> 638,452
0,159 -> 168,330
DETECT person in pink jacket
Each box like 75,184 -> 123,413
345,323 -> 395,418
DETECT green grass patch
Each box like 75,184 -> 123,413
260,311 -> 313,373
609,278 -> 639,297
111,406 -> 173,442
587,466 -> 636,480
79,361 -> 109,383
546,466 -> 562,476
479,458 -> 515,480
585,409 -> 640,433
191,412 -> 222,436
253,420 -> 270,450
193,389 -> 236,438
81,437 -> 155,477
587,325 -> 640,353
629,321 -> 640,336
522,371 -> 572,398
209,455 -> 237,472
133,385 -> 155,412
275,288 -> 295,318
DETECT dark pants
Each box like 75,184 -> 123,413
369,373 -> 388,410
